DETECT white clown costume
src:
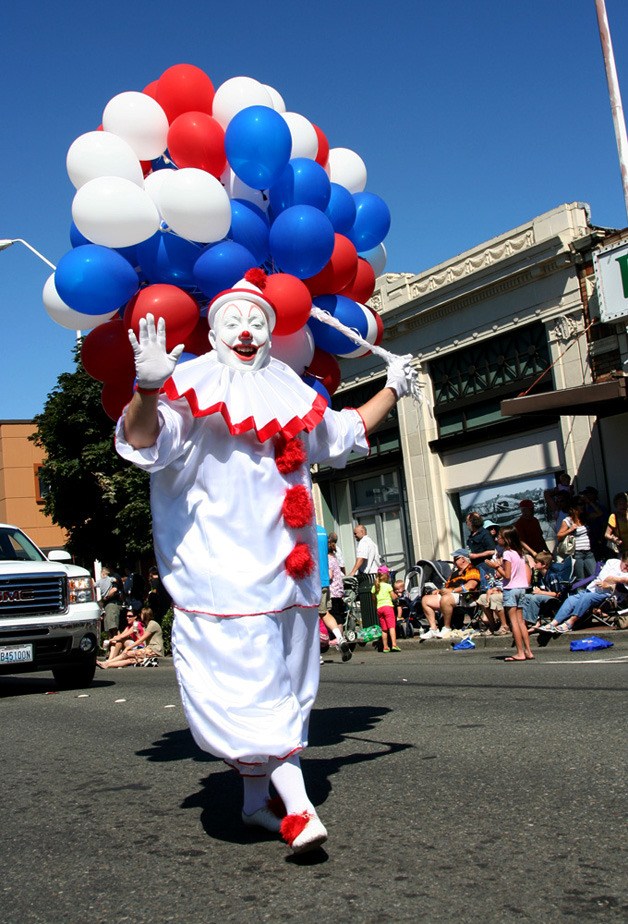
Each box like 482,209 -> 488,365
115,270 -> 372,852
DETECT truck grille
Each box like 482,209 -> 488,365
0,574 -> 67,617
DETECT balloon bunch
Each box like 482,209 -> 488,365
44,64 -> 391,420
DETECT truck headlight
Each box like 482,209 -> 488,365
68,576 -> 96,604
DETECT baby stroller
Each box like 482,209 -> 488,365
341,575 -> 362,643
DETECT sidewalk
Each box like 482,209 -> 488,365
377,625 -> 628,652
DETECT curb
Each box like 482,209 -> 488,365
364,626 -> 627,652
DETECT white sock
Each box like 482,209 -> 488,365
332,627 -> 343,641
242,775 -> 270,815
269,756 -> 315,816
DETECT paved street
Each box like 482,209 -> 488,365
2,635 -> 627,923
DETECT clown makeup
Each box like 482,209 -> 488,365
209,300 -> 272,372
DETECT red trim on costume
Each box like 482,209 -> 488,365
175,602 -> 318,618
280,811 -> 311,845
282,485 -> 314,528
274,435 -> 307,473
162,379 -> 327,442
285,543 -> 315,580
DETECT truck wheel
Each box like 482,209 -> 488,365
52,657 -> 97,690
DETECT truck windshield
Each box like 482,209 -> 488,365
0,527 -> 46,562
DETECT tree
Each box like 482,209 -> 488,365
31,346 -> 152,568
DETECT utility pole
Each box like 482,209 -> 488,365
595,0 -> 628,222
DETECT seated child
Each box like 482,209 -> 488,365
393,579 -> 414,639
523,551 -> 561,631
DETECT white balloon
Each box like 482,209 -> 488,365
42,273 -> 117,331
341,304 -> 378,359
360,242 -> 387,277
212,76 -> 273,130
327,147 -> 367,194
102,91 -> 169,160
144,169 -> 172,216
72,176 -> 160,248
66,131 -> 143,190
158,168 -> 231,243
281,112 -> 318,159
220,165 -> 269,212
271,327 -> 315,375
264,84 -> 286,113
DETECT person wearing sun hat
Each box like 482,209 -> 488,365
115,268 -> 418,854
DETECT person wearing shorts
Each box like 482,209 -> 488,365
372,566 -> 399,652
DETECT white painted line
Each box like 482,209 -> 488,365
541,655 -> 628,664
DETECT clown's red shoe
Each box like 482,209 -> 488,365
280,811 -> 328,853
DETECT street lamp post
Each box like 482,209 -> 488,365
0,238 -> 57,270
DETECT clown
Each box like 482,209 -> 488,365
116,270 -> 415,854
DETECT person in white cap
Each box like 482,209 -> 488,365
116,269 -> 416,854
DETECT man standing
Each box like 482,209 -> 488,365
349,524 -> 382,626
349,525 -> 381,577
116,270 -> 416,854
513,499 -> 549,557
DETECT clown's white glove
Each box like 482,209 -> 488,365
128,313 -> 185,391
385,354 -> 417,399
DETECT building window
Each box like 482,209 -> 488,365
429,322 -> 552,438
34,464 -> 49,504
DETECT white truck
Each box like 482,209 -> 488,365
0,523 -> 101,689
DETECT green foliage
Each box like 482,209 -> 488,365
31,345 -> 152,567
161,608 -> 174,656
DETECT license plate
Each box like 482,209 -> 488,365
0,644 -> 34,664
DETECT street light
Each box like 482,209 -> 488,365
0,238 -> 56,270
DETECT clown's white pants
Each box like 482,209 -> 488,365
171,607 -> 319,774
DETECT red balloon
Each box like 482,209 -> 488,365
124,285 -> 200,351
101,376 -> 135,422
167,112 -> 226,177
156,64 -> 215,123
370,307 -> 385,346
183,315 -> 212,355
81,319 -> 135,383
143,80 -> 159,101
313,124 -> 329,168
306,347 -> 341,396
140,160 -> 153,178
264,273 -> 312,337
339,257 -> 376,303
303,235 -> 358,296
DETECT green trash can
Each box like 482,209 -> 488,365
357,573 -> 379,628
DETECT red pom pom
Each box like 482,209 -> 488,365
280,811 -> 311,845
275,435 -> 307,474
245,267 -> 267,290
285,543 -> 315,580
282,485 -> 314,528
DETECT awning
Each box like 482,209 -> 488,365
501,378 -> 628,418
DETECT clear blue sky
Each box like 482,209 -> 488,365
1,0 -> 627,419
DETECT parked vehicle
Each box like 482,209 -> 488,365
0,524 -> 100,689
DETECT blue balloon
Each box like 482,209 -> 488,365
55,245 -> 140,315
225,106 -> 292,190
70,222 -> 90,248
347,192 -> 391,251
302,374 -> 330,406
136,231 -> 203,288
228,199 -> 270,265
308,295 -> 369,355
71,222 -> 137,267
269,158 -> 331,216
193,240 -> 257,299
269,205 -> 335,279
325,183 -> 357,235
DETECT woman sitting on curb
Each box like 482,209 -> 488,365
97,607 -> 164,668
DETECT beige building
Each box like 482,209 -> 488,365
315,203 -> 628,573
0,421 -> 67,551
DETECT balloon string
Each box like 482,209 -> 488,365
308,305 -> 430,413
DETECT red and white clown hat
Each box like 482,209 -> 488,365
207,268 -> 277,332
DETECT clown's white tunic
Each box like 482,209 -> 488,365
116,353 -> 368,771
